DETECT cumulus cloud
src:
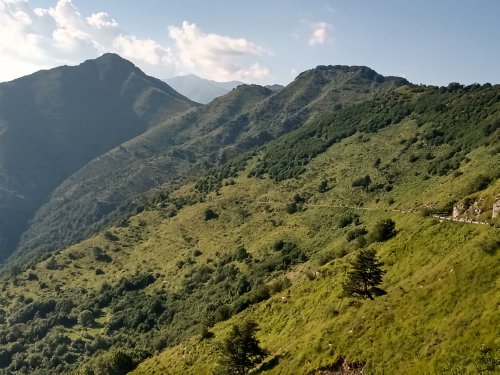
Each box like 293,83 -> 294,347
0,1 -> 271,83
308,22 -> 333,46
168,21 -> 270,82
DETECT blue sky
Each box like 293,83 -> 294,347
1,0 -> 499,85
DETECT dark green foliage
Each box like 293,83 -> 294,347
234,247 -> 251,261
215,320 -> 268,375
104,231 -> 119,242
318,180 -> 330,193
91,247 -> 112,263
338,213 -> 360,228
121,273 -> 155,292
286,202 -> 298,214
478,238 -> 499,256
474,345 -> 499,374
204,209 -> 219,221
257,242 -> 308,274
341,249 -> 386,300
346,228 -> 368,242
77,310 -> 94,327
195,154 -> 250,195
250,90 -> 413,182
369,219 -> 397,242
352,175 -> 372,191
80,349 -> 138,375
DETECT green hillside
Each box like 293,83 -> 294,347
0,82 -> 498,374
10,65 -> 406,269
0,53 -> 196,262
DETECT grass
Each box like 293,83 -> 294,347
0,84 -> 498,374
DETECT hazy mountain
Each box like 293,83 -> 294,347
164,74 -> 243,104
265,84 -> 285,91
9,65 -> 408,267
0,53 -> 197,262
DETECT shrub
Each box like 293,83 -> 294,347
204,209 -> 219,221
369,219 -> 396,242
352,175 -> 371,191
346,228 -> 367,242
77,310 -> 94,327
318,180 -> 329,193
286,202 -> 298,214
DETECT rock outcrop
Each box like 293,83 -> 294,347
492,196 -> 500,219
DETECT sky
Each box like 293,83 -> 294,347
0,0 -> 499,86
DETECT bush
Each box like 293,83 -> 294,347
346,228 -> 367,242
286,202 -> 298,214
318,180 -> 329,193
204,209 -> 219,221
369,219 -> 396,242
104,231 -> 119,241
352,175 -> 371,191
77,310 -> 94,327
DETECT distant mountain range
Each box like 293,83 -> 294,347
164,74 -> 284,104
164,74 -> 243,104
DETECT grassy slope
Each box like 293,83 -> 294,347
0,86 -> 498,374
131,116 -> 499,374
11,65 -> 405,269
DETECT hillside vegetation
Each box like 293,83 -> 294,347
0,82 -> 498,374
9,64 -> 406,269
0,53 -> 196,262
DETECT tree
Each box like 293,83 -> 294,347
215,320 -> 268,374
352,175 -> 371,191
204,208 -> 219,221
369,218 -> 396,242
341,249 -> 386,300
77,310 -> 94,327
318,180 -> 329,193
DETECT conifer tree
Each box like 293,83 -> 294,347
341,249 -> 386,300
215,320 -> 268,374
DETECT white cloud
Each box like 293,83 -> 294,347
113,34 -> 172,66
168,21 -> 270,82
0,1 -> 271,83
308,22 -> 333,46
0,0 -> 173,81
86,12 -> 118,29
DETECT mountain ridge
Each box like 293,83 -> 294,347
8,63 -> 408,267
0,53 -> 197,262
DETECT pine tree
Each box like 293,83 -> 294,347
215,320 -> 268,374
341,249 -> 386,300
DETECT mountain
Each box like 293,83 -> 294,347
164,74 -> 243,104
9,65 -> 408,268
0,81 -> 497,374
265,84 -> 285,91
0,53 -> 197,262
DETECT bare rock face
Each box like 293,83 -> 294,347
492,196 -> 500,219
453,198 -> 485,219
452,202 -> 466,218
